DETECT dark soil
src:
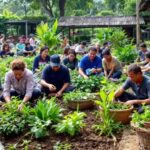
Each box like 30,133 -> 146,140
2,100 -> 123,150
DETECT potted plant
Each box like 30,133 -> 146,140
131,105 -> 150,150
96,90 -> 133,124
63,91 -> 99,110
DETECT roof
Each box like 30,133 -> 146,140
4,20 -> 40,25
58,16 -> 145,28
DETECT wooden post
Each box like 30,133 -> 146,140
68,27 -> 71,45
136,0 -> 141,49
25,20 -> 28,38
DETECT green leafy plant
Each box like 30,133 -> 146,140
54,111 -> 86,136
53,141 -> 72,150
0,98 -> 27,135
28,97 -> 63,138
93,90 -> 123,136
63,91 -> 97,103
131,105 -> 150,127
72,75 -> 103,92
113,44 -> 137,63
36,20 -> 61,52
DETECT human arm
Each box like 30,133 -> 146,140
79,68 -> 88,79
55,83 -> 69,97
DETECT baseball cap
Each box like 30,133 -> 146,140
50,54 -> 61,67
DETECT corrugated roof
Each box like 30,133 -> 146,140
59,16 -> 145,28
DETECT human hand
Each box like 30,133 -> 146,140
48,84 -> 57,92
55,91 -> 62,98
18,103 -> 24,111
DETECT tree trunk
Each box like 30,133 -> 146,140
39,0 -> 54,17
59,0 -> 66,16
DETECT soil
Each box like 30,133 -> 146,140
1,100 -> 138,150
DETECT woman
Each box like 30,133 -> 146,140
63,49 -> 78,70
102,49 -> 122,79
33,46 -> 50,72
0,43 -> 14,57
0,59 -> 41,110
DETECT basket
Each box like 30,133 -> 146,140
131,123 -> 150,150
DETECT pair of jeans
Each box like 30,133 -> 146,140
0,88 -> 41,102
41,85 -> 75,96
107,70 -> 122,79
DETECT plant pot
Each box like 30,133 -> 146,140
144,122 -> 150,128
131,123 -> 150,150
67,99 -> 95,110
99,104 -> 133,124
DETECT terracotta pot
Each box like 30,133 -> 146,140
99,104 -> 133,124
131,123 -> 150,150
67,99 -> 95,110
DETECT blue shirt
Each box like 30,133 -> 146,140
42,65 -> 70,91
79,55 -> 102,74
123,75 -> 150,99
33,55 -> 50,72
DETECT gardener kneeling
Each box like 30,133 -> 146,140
0,59 -> 41,111
115,64 -> 150,113
41,54 -> 74,98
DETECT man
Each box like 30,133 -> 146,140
115,64 -> 150,113
102,49 -> 122,79
137,43 -> 150,64
75,41 -> 87,54
0,59 -> 41,110
79,47 -> 103,79
41,54 -> 73,97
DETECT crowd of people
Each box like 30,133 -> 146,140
0,34 -> 150,113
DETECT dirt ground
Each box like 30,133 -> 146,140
1,101 -> 139,150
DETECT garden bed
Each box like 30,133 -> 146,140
1,100 -> 122,150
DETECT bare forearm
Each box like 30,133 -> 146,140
41,80 -> 50,88
23,96 -> 30,103
4,96 -> 11,103
59,83 -> 69,93
79,68 -> 88,78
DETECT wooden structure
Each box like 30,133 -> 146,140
58,16 -> 145,43
4,20 -> 40,37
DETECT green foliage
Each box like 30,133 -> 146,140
72,75 -> 103,92
36,20 -> 61,52
0,98 -> 27,135
113,44 -> 137,63
93,90 -> 123,136
63,92 -> 97,103
2,9 -> 20,20
132,105 -> 150,127
28,98 -> 63,138
54,111 -> 86,136
98,10 -> 114,16
53,141 -> 72,150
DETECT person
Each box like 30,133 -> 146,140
141,51 -> 150,76
29,35 -> 36,48
101,42 -> 110,51
102,49 -> 122,79
95,43 -> 103,58
61,36 -> 70,49
24,42 -> 35,56
16,39 -> 25,56
0,59 -> 41,111
61,46 -> 70,61
32,46 -> 50,72
75,41 -> 87,54
115,64 -> 150,113
0,34 -> 5,50
137,43 -> 150,64
79,47 -> 103,78
41,54 -> 73,97
0,43 -> 14,57
63,49 -> 78,70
